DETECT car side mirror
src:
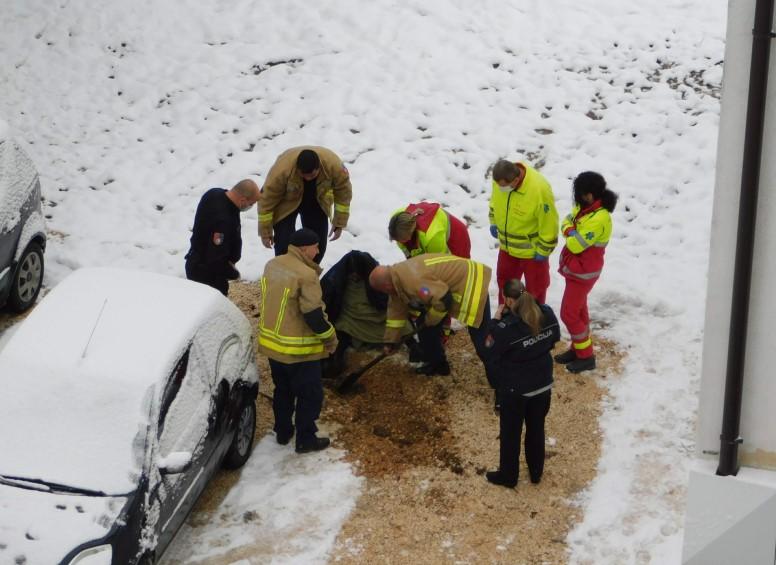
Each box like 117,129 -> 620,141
158,451 -> 193,475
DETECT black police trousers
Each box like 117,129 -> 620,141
268,359 -> 323,446
498,388 -> 551,483
185,260 -> 229,295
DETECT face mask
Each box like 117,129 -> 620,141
498,184 -> 513,193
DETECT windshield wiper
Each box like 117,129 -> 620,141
0,474 -> 117,497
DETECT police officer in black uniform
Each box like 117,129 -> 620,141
185,179 -> 260,295
484,278 -> 560,488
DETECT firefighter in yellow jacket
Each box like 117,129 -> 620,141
489,159 -> 559,304
258,228 -> 337,453
258,146 -> 352,263
369,254 -> 493,378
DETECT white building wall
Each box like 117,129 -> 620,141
696,0 -> 776,469
684,0 -> 776,561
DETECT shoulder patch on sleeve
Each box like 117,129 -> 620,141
212,232 -> 224,245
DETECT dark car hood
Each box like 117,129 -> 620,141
0,483 -> 127,564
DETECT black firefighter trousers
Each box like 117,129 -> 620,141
269,359 -> 323,447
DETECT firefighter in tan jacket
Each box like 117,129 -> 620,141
369,254 -> 494,378
258,228 -> 337,453
258,146 -> 352,263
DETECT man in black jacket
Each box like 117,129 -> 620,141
185,179 -> 260,295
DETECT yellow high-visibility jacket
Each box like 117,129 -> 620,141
559,201 -> 612,281
258,246 -> 337,363
488,163 -> 559,259
258,146 -> 352,239
383,254 -> 492,343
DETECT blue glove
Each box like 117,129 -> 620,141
533,253 -> 548,261
489,225 -> 498,238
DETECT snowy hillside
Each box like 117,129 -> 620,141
1,0 -> 728,562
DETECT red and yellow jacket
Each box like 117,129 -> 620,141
488,163 -> 558,259
392,202 -> 471,259
559,200 -> 612,281
383,254 -> 492,343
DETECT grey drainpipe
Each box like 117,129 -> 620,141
717,0 -> 775,476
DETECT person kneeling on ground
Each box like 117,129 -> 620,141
483,279 -> 560,488
368,253 -> 493,379
320,250 -> 419,379
257,228 -> 337,453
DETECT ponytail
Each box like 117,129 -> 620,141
502,279 -> 544,335
600,188 -> 618,212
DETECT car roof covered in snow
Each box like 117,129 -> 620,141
0,267 -> 232,383
0,267 -> 247,493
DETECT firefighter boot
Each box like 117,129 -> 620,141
567,356 -> 596,373
415,360 -> 451,376
296,436 -> 331,454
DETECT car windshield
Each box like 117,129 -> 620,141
0,372 -> 151,494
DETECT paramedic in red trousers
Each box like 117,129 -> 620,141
185,179 -> 260,295
554,171 -> 617,373
258,146 -> 352,263
489,160 -> 559,304
388,202 -> 471,259
368,254 -> 492,377
483,279 -> 560,488
258,228 -> 338,453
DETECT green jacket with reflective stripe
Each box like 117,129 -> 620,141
488,163 -> 559,259
559,201 -> 612,281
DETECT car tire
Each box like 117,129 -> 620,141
8,242 -> 44,313
223,394 -> 256,469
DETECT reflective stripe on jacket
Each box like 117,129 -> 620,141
258,246 -> 336,363
384,253 -> 492,343
258,146 -> 352,238
559,201 -> 612,281
488,163 -> 559,259
393,202 -> 472,259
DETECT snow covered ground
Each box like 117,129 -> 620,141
0,0 -> 728,562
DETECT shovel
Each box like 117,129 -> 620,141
335,350 -> 391,393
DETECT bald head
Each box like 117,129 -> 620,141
368,265 -> 395,294
228,179 -> 260,211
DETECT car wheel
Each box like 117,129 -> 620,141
223,395 -> 256,469
8,242 -> 44,312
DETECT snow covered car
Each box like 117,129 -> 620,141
0,128 -> 46,312
0,268 -> 259,564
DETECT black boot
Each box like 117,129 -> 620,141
295,436 -> 331,454
406,338 -> 426,363
567,356 -> 596,373
415,360 -> 451,376
276,426 -> 294,446
553,349 -> 576,364
486,470 -> 517,488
